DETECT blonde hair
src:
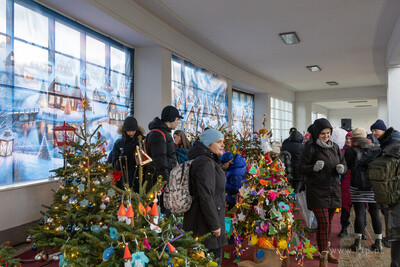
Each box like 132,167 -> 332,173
174,130 -> 191,150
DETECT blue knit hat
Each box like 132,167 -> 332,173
220,152 -> 233,164
370,119 -> 387,131
198,129 -> 224,147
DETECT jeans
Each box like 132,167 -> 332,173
353,202 -> 382,235
209,247 -> 222,266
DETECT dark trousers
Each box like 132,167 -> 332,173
312,208 -> 335,251
391,240 -> 400,267
340,208 -> 351,230
353,202 -> 382,235
209,247 -> 222,266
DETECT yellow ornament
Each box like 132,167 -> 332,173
207,262 -> 218,267
278,239 -> 288,250
250,234 -> 259,246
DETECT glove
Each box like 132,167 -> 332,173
313,160 -> 324,172
336,164 -> 345,174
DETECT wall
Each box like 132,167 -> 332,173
328,107 -> 378,132
388,68 -> 400,130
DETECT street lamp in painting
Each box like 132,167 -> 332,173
0,130 -> 15,157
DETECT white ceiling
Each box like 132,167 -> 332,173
314,99 -> 378,110
37,0 -> 400,108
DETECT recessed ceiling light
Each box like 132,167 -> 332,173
279,32 -> 300,45
307,65 -> 321,72
348,100 -> 368,103
326,81 -> 338,85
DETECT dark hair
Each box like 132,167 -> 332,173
173,130 -> 191,150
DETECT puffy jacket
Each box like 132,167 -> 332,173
183,141 -> 228,250
146,117 -> 177,182
282,131 -> 304,181
226,154 -> 246,204
378,127 -> 400,150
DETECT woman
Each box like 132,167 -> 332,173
183,129 -> 227,265
338,131 -> 352,237
173,130 -> 191,164
298,118 -> 345,267
345,128 -> 383,252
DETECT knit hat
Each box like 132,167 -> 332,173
161,105 -> 183,122
289,127 -> 297,134
198,129 -> 224,147
346,131 -> 353,138
123,116 -> 138,131
311,118 -> 333,141
220,152 -> 233,164
352,128 -> 367,138
370,119 -> 387,131
270,141 -> 281,154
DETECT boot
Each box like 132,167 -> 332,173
337,229 -> 348,237
319,251 -> 328,267
326,241 -> 339,263
371,239 -> 383,252
350,238 -> 362,252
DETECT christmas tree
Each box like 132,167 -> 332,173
0,242 -> 20,266
37,132 -> 52,159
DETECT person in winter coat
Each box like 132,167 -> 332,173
298,118 -> 346,267
111,116 -> 144,191
183,129 -> 228,265
281,130 -> 304,193
345,128 -> 383,252
370,119 -> 400,150
173,129 -> 191,164
220,152 -> 247,211
146,106 -> 182,183
338,131 -> 352,237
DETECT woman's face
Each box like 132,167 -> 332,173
208,138 -> 225,156
318,128 -> 331,143
345,136 -> 352,147
174,134 -> 181,145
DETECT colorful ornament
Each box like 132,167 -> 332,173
131,251 -> 149,267
109,227 -> 119,240
101,195 -> 111,204
117,203 -> 126,222
143,237 -> 151,251
138,203 -> 146,216
102,246 -> 115,261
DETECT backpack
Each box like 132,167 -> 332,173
351,147 -> 372,191
368,155 -> 400,207
163,160 -> 193,213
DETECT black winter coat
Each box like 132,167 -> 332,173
282,130 -> 304,181
378,127 -> 400,150
183,141 -> 228,250
298,141 -> 346,210
146,117 -> 177,182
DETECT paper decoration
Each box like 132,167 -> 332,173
138,203 -> 146,216
123,244 -> 132,260
237,213 -> 246,221
91,225 -> 101,233
80,199 -> 88,207
109,227 -> 119,240
77,183 -> 85,192
107,188 -> 116,197
167,242 -> 176,253
256,249 -> 265,260
102,246 -> 114,261
149,202 -> 159,216
142,237 -> 151,251
131,252 -> 149,267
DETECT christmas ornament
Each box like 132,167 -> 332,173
124,243 -> 132,267
61,194 -> 68,201
167,242 -> 176,253
69,197 -> 78,205
100,203 -> 106,210
35,253 -> 43,261
75,177 -> 81,182
138,202 -> 146,216
125,204 -> 134,226
72,180 -> 79,186
80,199 -> 89,207
131,251 -> 149,267
77,183 -> 85,192
143,237 -> 151,251
102,246 -> 115,261
26,235 -> 32,243
109,227 -> 119,240
74,225 -> 81,232
149,202 -> 159,225
81,177 -> 86,183
57,226 -> 64,232
150,223 -> 161,233
91,225 -> 101,233
117,203 -> 126,222
83,225 -> 90,232
94,180 -> 100,186
107,188 -> 116,197
101,195 -> 111,204
46,217 -> 53,224
66,177 -> 73,183
66,225 -> 72,232
32,243 -> 38,250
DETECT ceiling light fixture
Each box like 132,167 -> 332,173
348,100 -> 368,103
326,81 -> 338,85
279,32 -> 300,45
307,65 -> 321,72
355,105 -> 373,108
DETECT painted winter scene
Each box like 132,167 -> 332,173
232,90 -> 254,136
171,55 -> 228,135
0,63 -> 132,186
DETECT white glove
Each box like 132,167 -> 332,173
313,160 -> 324,172
336,164 -> 345,174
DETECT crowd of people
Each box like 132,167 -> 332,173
109,105 -> 400,267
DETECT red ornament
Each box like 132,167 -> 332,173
112,171 -> 121,182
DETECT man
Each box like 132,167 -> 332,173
370,119 -> 400,265
146,105 -> 182,185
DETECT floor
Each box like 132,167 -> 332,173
12,209 -> 392,266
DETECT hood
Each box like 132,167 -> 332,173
117,125 -> 145,141
188,140 -> 213,160
311,118 -> 333,141
288,130 -> 304,143
228,154 -> 246,170
148,117 -> 171,133
383,142 -> 400,158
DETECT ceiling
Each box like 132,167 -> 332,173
37,0 -> 400,108
314,99 -> 378,110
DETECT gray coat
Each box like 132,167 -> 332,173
183,141 -> 228,250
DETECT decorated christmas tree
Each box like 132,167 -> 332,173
229,154 -> 316,265
0,242 -> 20,266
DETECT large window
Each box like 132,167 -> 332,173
270,97 -> 293,142
0,0 -> 134,186
232,89 -> 254,135
171,55 -> 228,135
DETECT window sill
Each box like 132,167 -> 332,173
0,178 -> 58,193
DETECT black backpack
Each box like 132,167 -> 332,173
350,147 -> 372,191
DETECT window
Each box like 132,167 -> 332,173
232,89 -> 254,135
171,55 -> 228,135
0,0 -> 133,186
270,97 -> 293,142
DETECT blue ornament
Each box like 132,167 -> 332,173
66,225 -> 72,232
83,226 -> 90,232
66,177 -> 73,182
109,227 -> 119,240
39,220 -> 44,225
102,246 -> 114,261
91,225 -> 101,233
256,249 -> 265,260
31,244 -> 37,250
59,252 -> 69,267
75,177 -> 81,182
131,252 -> 149,267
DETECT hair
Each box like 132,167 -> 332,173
174,130 -> 191,150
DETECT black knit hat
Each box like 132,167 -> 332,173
370,119 -> 387,131
123,116 -> 138,131
161,105 -> 183,122
311,118 -> 333,141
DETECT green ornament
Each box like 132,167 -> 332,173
268,226 -> 277,235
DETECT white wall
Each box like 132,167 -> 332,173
328,107 -> 378,132
388,68 -> 400,130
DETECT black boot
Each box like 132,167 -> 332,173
371,239 -> 383,252
350,238 -> 362,252
383,237 -> 392,248
337,229 -> 348,237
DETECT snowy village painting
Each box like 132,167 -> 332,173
232,89 -> 254,136
171,55 -> 228,135
0,4 -> 133,186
